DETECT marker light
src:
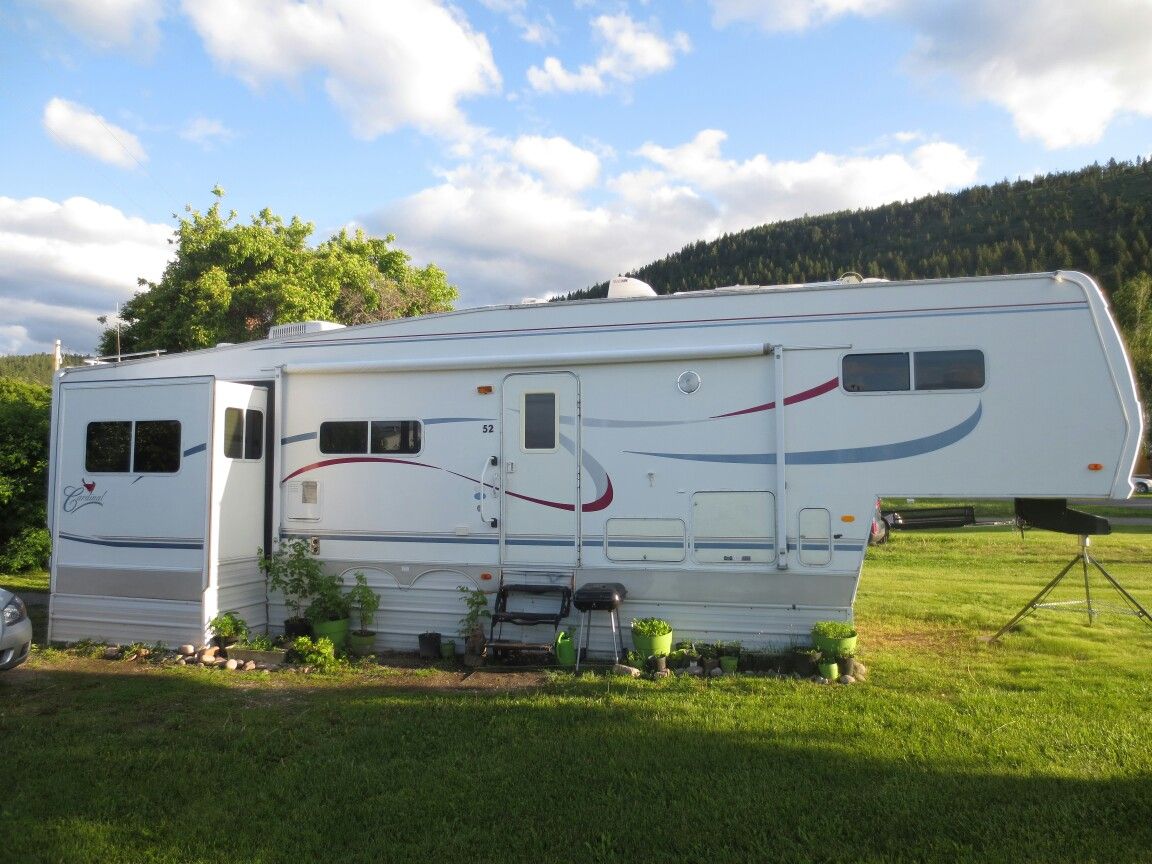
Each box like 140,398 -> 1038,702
841,515 -> 856,523
477,385 -> 493,394
1088,463 -> 1104,471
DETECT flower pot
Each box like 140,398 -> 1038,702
440,639 -> 457,659
226,647 -> 288,666
418,631 -> 441,659
347,630 -> 376,657
283,617 -> 313,639
631,629 -> 673,661
818,660 -> 839,680
311,617 -> 349,651
719,655 -> 739,674
813,633 -> 857,658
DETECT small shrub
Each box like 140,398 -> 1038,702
811,620 -> 857,640
288,636 -> 339,672
0,527 -> 50,573
208,611 -> 248,641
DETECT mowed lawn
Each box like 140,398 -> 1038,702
2,526 -> 1150,864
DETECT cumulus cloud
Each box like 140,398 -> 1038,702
181,0 -> 500,140
711,0 -> 1152,150
528,14 -> 691,94
907,0 -> 1152,149
511,136 -> 601,191
42,98 -> 148,169
368,130 -> 978,306
0,197 -> 170,354
32,0 -> 165,52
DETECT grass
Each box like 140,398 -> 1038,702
2,530 -> 1152,863
0,569 -> 49,593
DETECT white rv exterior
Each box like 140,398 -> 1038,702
46,271 -> 1143,652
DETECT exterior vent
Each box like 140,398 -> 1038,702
607,276 -> 657,298
267,320 -> 345,340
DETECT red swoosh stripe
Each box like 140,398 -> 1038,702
711,377 -> 839,419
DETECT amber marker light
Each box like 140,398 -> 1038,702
480,572 -> 493,581
841,515 -> 856,522
477,385 -> 493,394
1088,463 -> 1104,471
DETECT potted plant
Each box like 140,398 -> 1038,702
630,617 -> 673,661
457,584 -> 492,663
227,631 -> 288,666
817,654 -> 839,680
718,640 -> 741,673
207,610 -> 248,649
811,620 -> 858,658
346,572 -> 380,657
306,569 -> 350,651
260,539 -> 326,638
698,640 -> 720,673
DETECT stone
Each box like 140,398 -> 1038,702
612,664 -> 642,678
198,648 -> 217,663
243,660 -> 257,671
103,647 -> 121,661
178,644 -> 196,656
847,660 -> 867,680
175,657 -> 186,667
225,659 -> 239,670
838,675 -> 856,685
709,666 -> 723,677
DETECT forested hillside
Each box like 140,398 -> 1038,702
564,158 -> 1152,299
0,353 -> 87,385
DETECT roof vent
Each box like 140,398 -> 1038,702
267,320 -> 345,340
607,276 -> 657,298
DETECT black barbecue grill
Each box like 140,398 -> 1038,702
573,582 -> 627,669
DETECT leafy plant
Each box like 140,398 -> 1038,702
288,636 -> 339,672
717,640 -> 742,657
697,642 -> 719,660
457,584 -> 492,640
811,620 -> 857,640
208,611 -> 248,642
240,632 -> 278,651
306,572 -> 350,623
259,539 -> 326,620
630,617 -> 672,637
346,571 -> 380,633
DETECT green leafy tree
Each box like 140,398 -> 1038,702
1111,272 -> 1152,413
0,377 -> 51,572
99,189 -> 457,355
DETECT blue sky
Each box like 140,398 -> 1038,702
3,0 -> 1151,355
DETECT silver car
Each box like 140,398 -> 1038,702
0,589 -> 32,670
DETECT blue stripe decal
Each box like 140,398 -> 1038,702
628,403 -> 981,466
282,432 -> 317,445
183,443 -> 206,457
282,532 -> 498,546
423,417 -> 493,425
59,532 -> 204,551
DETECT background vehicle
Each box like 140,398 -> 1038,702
1,589 -> 32,670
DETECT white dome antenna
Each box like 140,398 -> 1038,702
607,275 -> 657,298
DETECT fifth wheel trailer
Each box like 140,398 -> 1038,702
46,271 -> 1143,652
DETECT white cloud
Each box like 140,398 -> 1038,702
368,130 -> 978,307
181,116 -> 236,148
42,98 -> 148,169
181,0 -> 500,140
0,197 -> 171,355
528,14 -> 691,94
32,0 -> 165,52
907,0 -> 1152,149
711,0 -> 1152,150
710,0 -> 895,32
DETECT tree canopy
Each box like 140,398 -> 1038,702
100,189 -> 457,355
0,376 -> 51,571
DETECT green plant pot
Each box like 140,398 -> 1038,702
813,633 -> 857,658
440,639 -> 457,659
347,631 -> 376,657
311,617 -> 349,651
719,655 -> 739,674
818,660 -> 839,680
631,630 -> 673,660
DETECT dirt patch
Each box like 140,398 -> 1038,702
862,626 -> 973,653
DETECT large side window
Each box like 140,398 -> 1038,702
844,350 -> 985,393
320,419 -> 422,454
523,392 -> 557,451
85,420 -> 181,473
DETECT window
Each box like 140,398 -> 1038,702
319,420 -> 422,454
223,408 -> 264,460
523,392 -> 556,450
843,350 -> 985,393
86,420 -> 181,473
843,353 -> 909,392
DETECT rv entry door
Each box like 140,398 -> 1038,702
500,372 -> 580,566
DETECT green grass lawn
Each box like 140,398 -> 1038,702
2,530 -> 1150,863
0,569 -> 49,593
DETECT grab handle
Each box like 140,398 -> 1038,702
478,455 -> 498,528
